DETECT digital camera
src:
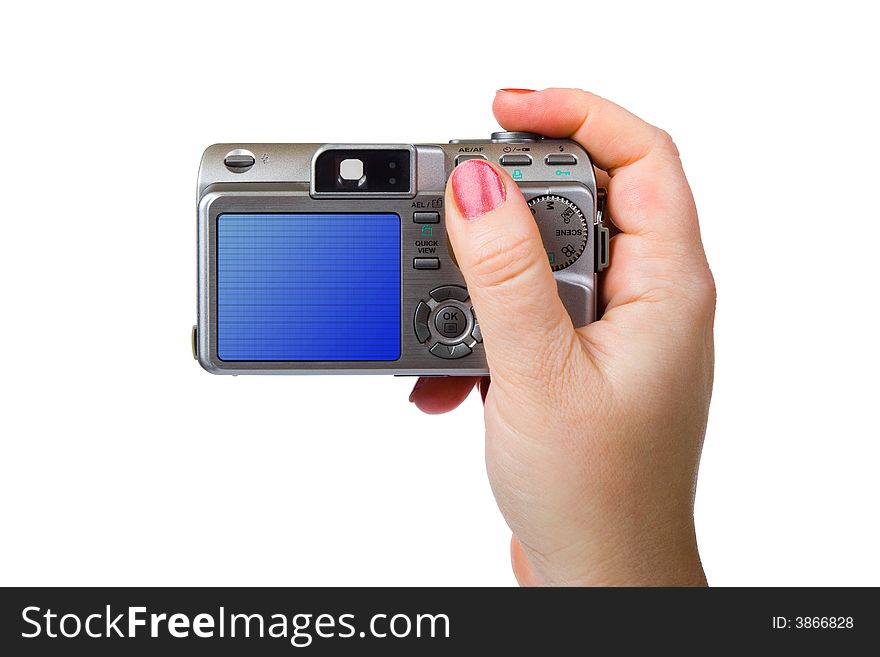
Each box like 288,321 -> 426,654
194,132 -> 609,375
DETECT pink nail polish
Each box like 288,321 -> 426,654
451,160 -> 506,220
498,88 -> 536,93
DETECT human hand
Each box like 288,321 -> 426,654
409,88 -> 715,586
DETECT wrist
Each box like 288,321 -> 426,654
513,517 -> 707,587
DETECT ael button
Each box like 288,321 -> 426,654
413,211 -> 440,224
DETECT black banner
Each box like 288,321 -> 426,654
1,587 -> 876,654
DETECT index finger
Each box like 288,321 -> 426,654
493,88 -> 673,174
493,88 -> 701,246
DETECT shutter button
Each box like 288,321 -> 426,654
490,131 -> 542,142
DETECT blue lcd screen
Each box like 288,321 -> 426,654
217,213 -> 401,361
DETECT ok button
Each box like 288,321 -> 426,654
434,305 -> 468,339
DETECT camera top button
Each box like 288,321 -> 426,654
500,154 -> 532,167
545,153 -> 578,166
429,285 -> 469,303
491,131 -> 542,142
455,154 -> 488,166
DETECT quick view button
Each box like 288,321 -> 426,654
413,257 -> 440,270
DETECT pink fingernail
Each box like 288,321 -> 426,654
451,160 -> 506,220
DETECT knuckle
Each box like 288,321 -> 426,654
468,232 -> 540,291
676,263 -> 717,320
653,128 -> 680,158
695,266 -> 717,314
577,88 -> 601,104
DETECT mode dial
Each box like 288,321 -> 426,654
527,194 -> 588,271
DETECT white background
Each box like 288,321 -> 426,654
2,1 -> 878,586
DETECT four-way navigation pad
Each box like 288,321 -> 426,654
413,285 -> 482,359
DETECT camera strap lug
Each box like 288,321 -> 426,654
595,187 -> 610,272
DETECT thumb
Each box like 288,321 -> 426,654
445,159 -> 577,387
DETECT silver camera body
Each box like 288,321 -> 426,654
195,132 -> 608,376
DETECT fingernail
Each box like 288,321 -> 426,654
451,160 -> 506,220
408,378 -> 425,403
498,88 -> 536,93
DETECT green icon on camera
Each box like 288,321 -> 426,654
512,169 -> 523,180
